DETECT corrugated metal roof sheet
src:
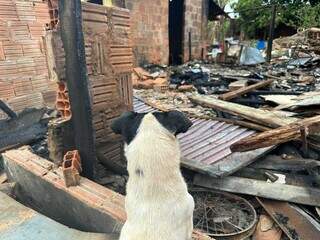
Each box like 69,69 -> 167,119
133,97 -> 255,165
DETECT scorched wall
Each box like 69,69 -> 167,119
125,0 -> 169,66
0,0 -> 56,119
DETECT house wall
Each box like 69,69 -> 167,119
49,1 -> 133,169
183,0 -> 208,62
0,0 -> 57,119
122,0 -> 209,66
124,0 -> 169,66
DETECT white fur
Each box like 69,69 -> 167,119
119,113 -> 194,240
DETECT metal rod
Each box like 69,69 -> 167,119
59,0 -> 96,179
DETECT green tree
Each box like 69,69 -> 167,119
233,0 -> 320,38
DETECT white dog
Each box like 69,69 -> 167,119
111,111 -> 194,240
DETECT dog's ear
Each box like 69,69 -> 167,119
154,110 -> 193,135
111,111 -> 145,144
167,110 -> 193,135
111,111 -> 136,135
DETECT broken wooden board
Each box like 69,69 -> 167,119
257,198 -> 320,240
231,115 -> 320,152
261,95 -> 297,106
228,79 -> 248,91
219,78 -> 274,101
194,174 -> 320,206
189,95 -> 297,128
275,93 -> 320,110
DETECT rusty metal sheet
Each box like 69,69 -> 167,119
133,96 -> 255,165
257,198 -> 320,240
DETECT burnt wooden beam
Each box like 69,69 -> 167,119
194,174 -> 320,206
231,115 -> 320,152
59,0 -> 96,178
219,78 -> 275,101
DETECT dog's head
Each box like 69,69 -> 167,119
111,111 -> 193,145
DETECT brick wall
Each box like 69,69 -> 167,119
0,0 -> 56,118
122,0 -> 209,66
125,0 -> 169,66
183,0 -> 207,62
49,2 -> 133,168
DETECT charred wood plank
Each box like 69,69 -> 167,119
194,174 -> 320,206
219,78 -> 275,101
59,0 -> 96,178
231,115 -> 320,152
250,155 -> 320,172
189,95 -> 297,128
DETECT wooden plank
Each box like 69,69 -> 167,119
219,78 -> 274,101
257,198 -> 320,240
231,115 -> 320,152
228,79 -> 248,91
189,95 -> 297,128
251,155 -> 320,171
193,174 -> 320,206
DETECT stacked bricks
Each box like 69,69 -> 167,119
55,82 -> 71,119
124,0 -> 169,66
62,150 -> 82,187
0,0 -> 57,116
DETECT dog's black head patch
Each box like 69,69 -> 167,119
110,111 -> 146,144
152,111 -> 193,135
111,111 -> 193,144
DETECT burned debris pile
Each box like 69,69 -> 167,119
130,33 -> 320,239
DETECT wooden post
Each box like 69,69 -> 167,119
59,0 -> 96,179
266,5 -> 276,62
